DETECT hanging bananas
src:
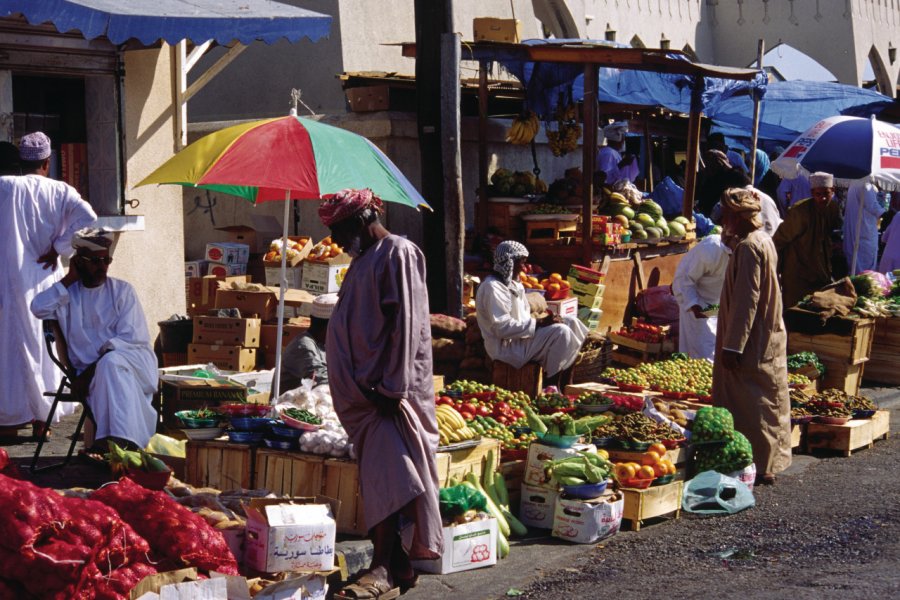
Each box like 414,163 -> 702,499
546,102 -> 581,157
436,404 -> 478,446
506,110 -> 540,145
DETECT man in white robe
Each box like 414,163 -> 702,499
476,241 -> 588,387
672,234 -> 731,361
319,189 -> 441,599
0,132 -> 96,439
879,211 -> 900,273
596,121 -> 639,185
843,180 -> 887,275
30,230 -> 157,453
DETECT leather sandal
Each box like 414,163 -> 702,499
396,574 -> 418,594
335,572 -> 400,600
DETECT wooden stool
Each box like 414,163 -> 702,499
492,361 -> 543,397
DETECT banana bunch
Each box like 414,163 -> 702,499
506,111 -> 540,145
436,404 -> 477,446
106,441 -> 170,478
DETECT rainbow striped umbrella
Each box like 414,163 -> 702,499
136,113 -> 429,398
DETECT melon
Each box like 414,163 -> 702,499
645,226 -> 662,239
668,221 -> 686,237
673,216 -> 690,226
638,200 -> 663,219
632,229 -> 648,240
636,213 -> 656,228
655,218 -> 670,236
629,220 -> 644,232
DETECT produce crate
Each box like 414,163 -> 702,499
863,317 -> 900,386
443,437 -> 502,487
433,375 -> 445,392
620,480 -> 683,531
805,412 -> 889,456
608,331 -> 661,354
818,361 -> 866,396
321,458 -> 370,536
184,440 -> 255,490
492,361 -> 542,397
500,459 -> 525,509
254,450 -> 325,497
785,314 -> 874,365
484,201 -> 531,239
791,424 -> 804,450
607,446 -> 689,466
870,410 -> 890,441
525,219 -> 579,246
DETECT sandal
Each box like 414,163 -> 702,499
755,473 -> 776,486
335,572 -> 400,600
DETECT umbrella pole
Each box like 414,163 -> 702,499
272,190 -> 290,401
749,39 -> 764,185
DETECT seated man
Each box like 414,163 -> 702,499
280,293 -> 336,392
476,240 -> 588,387
30,229 -> 158,457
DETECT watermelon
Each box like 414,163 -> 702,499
632,229 -> 648,240
668,221 -> 686,237
629,220 -> 644,231
645,226 -> 662,240
673,216 -> 690,226
655,218 -> 670,236
638,200 -> 663,219
636,213 -> 656,228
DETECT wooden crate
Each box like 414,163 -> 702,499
806,418 -> 876,456
863,317 -> 900,385
525,219 -> 578,246
492,361 -> 542,397
608,331 -> 662,354
485,201 -> 530,239
185,440 -> 255,490
607,446 -> 689,466
819,361 -> 866,396
620,480 -> 683,531
870,410 -> 890,441
433,375 -> 445,392
322,458 -> 369,536
786,316 -> 875,365
254,450 -> 324,497
443,437 -> 502,487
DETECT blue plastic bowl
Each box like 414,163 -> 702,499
270,422 -> 304,439
537,432 -> 581,448
230,417 -> 271,432
264,437 -> 298,450
227,430 -> 264,444
561,480 -> 609,499
591,436 -> 615,448
852,409 -> 876,419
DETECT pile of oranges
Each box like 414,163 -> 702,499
263,236 -> 310,263
518,271 -> 571,297
307,236 -> 344,262
613,442 -> 678,483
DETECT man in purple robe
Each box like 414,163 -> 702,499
320,189 -> 442,599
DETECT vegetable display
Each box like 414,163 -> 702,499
544,451 -> 614,486
602,357 -> 713,397
282,407 -> 321,425
787,351 -> 825,377
693,431 -> 753,474
691,407 -> 735,444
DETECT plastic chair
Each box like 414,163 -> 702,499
30,320 -> 94,472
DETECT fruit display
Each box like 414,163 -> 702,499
598,192 -> 690,245
693,430 -> 753,474
788,373 -> 811,387
612,319 -> 668,344
787,351 -> 825,377
306,236 -> 343,261
602,357 -> 713,397
469,415 -> 536,450
519,270 -> 572,297
650,399 -> 692,429
506,110 -> 540,145
544,451 -> 614,486
523,203 -> 579,216
576,392 -> 613,408
489,167 -> 548,197
435,404 -> 479,446
263,236 -> 311,263
545,101 -> 581,157
106,441 -> 170,479
691,406 -> 735,444
533,392 -> 575,413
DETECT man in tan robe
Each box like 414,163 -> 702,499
320,189 -> 441,599
771,171 -> 842,309
713,188 -> 791,485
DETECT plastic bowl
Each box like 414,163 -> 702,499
270,422 -> 304,438
815,415 -> 851,425
180,427 -> 225,441
561,480 -> 609,499
852,409 -> 876,419
281,413 -> 323,432
230,417 -> 271,432
618,439 -> 651,451
618,477 -> 654,490
175,410 -> 220,429
616,382 -> 645,393
264,437 -> 298,450
126,467 -> 171,491
227,430 -> 265,444
591,436 -> 615,448
661,438 -> 686,449
651,474 -> 675,486
790,415 -> 814,425
216,403 -> 272,417
577,403 -> 613,414
537,432 -> 581,448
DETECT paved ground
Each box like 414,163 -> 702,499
3,387 -> 899,599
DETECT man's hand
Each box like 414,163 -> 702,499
690,305 -> 708,319
721,349 -> 742,370
366,389 -> 401,416
618,154 -> 637,169
536,313 -> 562,328
37,248 -> 59,271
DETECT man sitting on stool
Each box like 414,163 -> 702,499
31,229 -> 158,458
280,293 -> 336,392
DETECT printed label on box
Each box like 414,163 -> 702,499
553,493 -> 624,544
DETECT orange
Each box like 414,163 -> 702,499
652,462 -> 668,477
322,236 -> 331,244
550,272 -> 563,282
330,243 -> 341,253
638,465 -> 656,479
649,443 -> 667,457
641,451 -> 661,466
615,464 -> 636,481
529,276 -> 539,285
661,459 -> 676,475
547,282 -> 561,293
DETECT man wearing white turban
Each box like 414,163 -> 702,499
31,229 -> 158,456
595,121 -> 638,186
0,132 -> 96,440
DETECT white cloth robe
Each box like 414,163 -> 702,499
596,145 -> 639,185
756,189 -> 783,237
878,215 -> 900,273
843,180 -> 887,275
776,175 -> 812,212
671,235 -> 731,361
31,278 -> 158,449
0,175 -> 96,426
476,276 -> 588,376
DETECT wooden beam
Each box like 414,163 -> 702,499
477,60 -> 489,235
183,43 -> 246,103
682,76 -> 704,219
749,39 -> 765,184
582,64 -> 598,266
643,115 -> 653,192
441,33 -> 464,317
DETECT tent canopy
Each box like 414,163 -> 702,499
0,0 -> 331,45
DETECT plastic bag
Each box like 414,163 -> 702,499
438,485 -> 487,519
650,176 -> 684,217
145,434 -> 187,458
682,470 -> 755,515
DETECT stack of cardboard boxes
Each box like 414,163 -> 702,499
187,315 -> 261,373
567,265 -> 605,331
204,241 -> 250,277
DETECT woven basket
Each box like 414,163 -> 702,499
572,334 -> 614,384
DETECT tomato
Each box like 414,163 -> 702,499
514,409 -> 525,419
476,405 -> 492,417
461,403 -> 477,414
495,401 -> 510,413
459,411 -> 475,421
436,396 -> 452,406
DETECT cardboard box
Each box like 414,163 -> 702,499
524,441 -> 597,488
345,85 -> 390,113
568,264 -> 605,284
217,215 -> 284,254
265,265 -> 303,288
573,289 -> 603,310
207,261 -> 248,277
263,235 -> 312,269
159,378 -> 249,429
519,484 -> 558,529
205,242 -> 250,265
188,343 -> 258,372
301,260 -> 351,294
244,496 -> 339,573
192,316 -> 262,348
215,288 -> 278,321
552,492 -> 624,544
184,260 -> 208,278
473,17 -> 522,42
260,320 -> 309,351
546,297 -> 578,319
186,275 -> 250,316
412,517 -> 497,574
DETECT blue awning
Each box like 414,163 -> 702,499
0,0 -> 331,46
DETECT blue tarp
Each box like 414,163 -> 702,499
495,39 -> 767,118
707,80 -> 893,143
0,0 -> 331,45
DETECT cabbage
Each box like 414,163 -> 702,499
852,272 -> 888,299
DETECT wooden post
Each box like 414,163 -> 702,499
582,64 -> 599,266
441,33 -> 465,317
477,61 -> 490,236
749,39 -> 765,184
682,75 -> 704,219
643,114 -> 653,192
